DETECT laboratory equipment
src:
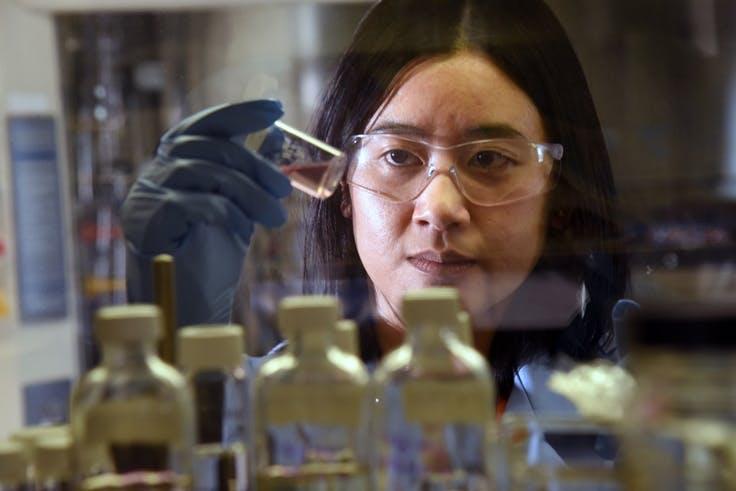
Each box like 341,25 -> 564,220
372,287 -> 496,491
10,426 -> 69,485
177,325 -> 249,491
0,441 -> 29,491
499,414 -> 620,491
34,435 -> 73,491
246,120 -> 347,200
70,305 -> 194,490
619,302 -> 736,490
252,295 -> 371,490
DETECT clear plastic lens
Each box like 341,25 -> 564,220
250,121 -> 348,200
346,134 -> 560,206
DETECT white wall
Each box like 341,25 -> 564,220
0,1 -> 79,439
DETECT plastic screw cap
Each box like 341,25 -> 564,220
94,304 -> 162,343
10,426 -> 69,458
0,441 -> 27,485
278,296 -> 340,333
178,325 -> 245,372
402,287 -> 461,329
335,320 -> 359,356
34,435 -> 72,481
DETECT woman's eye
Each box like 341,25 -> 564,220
383,149 -> 421,166
469,151 -> 515,171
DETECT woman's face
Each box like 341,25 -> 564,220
349,51 -> 549,331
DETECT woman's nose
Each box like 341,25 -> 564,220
412,171 -> 471,232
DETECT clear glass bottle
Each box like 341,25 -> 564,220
0,441 -> 30,491
177,325 -> 249,491
34,435 -> 73,490
70,305 -> 194,490
373,287 -> 496,491
619,302 -> 736,490
252,295 -> 371,490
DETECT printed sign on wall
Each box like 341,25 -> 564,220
8,115 -> 68,322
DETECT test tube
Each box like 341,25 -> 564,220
246,121 -> 348,200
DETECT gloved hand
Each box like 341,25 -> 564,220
122,99 -> 292,326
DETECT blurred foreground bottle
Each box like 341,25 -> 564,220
34,434 -> 73,491
252,296 -> 371,490
178,325 -> 248,491
0,441 -> 30,491
70,305 -> 194,490
619,302 -> 736,490
373,287 -> 496,490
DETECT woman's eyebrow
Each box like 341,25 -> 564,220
367,121 -> 429,136
366,121 -> 527,139
464,124 -> 526,140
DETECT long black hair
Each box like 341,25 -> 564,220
303,0 -> 628,396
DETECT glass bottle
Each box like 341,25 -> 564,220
0,441 -> 30,491
34,435 -> 73,490
619,302 -> 736,490
252,295 -> 371,490
70,304 -> 194,490
373,287 -> 496,491
10,426 -> 69,485
177,325 -> 248,491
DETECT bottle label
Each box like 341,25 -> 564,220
264,384 -> 366,426
85,400 -> 186,445
401,381 -> 492,424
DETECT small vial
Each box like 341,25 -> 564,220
0,441 -> 30,491
34,435 -> 73,491
246,121 -> 348,200
252,296 -> 371,490
70,305 -> 194,491
373,287 -> 496,491
178,325 -> 249,491
10,426 -> 69,485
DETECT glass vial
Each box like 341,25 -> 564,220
34,435 -> 73,490
70,305 -> 194,490
619,302 -> 736,490
0,441 -> 30,491
252,295 -> 371,490
373,287 -> 496,491
178,325 -> 249,491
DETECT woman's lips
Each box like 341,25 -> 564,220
407,251 -> 478,276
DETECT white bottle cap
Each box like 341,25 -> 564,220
335,320 -> 359,356
10,426 -> 69,459
278,296 -> 339,334
178,325 -> 244,372
456,311 -> 473,345
0,441 -> 27,485
402,287 -> 461,329
34,435 -> 72,481
94,304 -> 161,343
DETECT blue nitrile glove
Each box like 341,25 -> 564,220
121,99 -> 292,326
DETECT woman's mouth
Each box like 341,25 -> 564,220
407,251 -> 478,276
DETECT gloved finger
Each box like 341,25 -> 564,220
165,135 -> 291,199
162,99 -> 283,141
256,125 -> 285,162
171,189 -> 255,245
159,159 -> 288,228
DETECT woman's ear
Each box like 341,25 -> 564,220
340,182 -> 352,218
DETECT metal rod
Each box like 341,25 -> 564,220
153,254 -> 177,364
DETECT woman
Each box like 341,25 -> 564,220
122,0 -> 628,455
